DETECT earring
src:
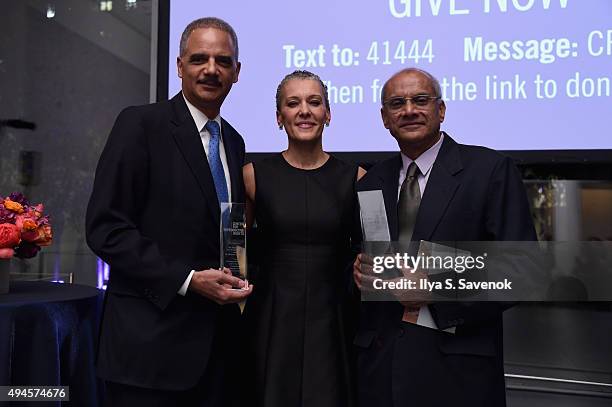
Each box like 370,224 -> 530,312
278,124 -> 283,130
325,122 -> 330,127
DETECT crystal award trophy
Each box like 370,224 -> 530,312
220,202 -> 248,287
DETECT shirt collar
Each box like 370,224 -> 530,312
182,92 -> 221,133
400,132 -> 444,177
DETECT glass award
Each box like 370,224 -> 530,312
220,202 -> 248,287
357,190 -> 391,242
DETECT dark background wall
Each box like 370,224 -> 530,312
0,0 -> 150,286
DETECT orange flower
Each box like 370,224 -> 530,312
39,225 -> 53,246
15,215 -> 34,231
23,218 -> 37,231
3,199 -> 24,214
22,225 -> 52,246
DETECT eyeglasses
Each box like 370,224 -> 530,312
382,95 -> 441,110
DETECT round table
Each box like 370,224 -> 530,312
0,281 -> 103,406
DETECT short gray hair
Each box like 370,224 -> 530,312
381,68 -> 442,103
275,70 -> 330,111
179,17 -> 239,60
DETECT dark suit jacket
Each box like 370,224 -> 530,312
355,133 -> 536,407
86,93 -> 245,390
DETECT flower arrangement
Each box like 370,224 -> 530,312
0,192 -> 53,259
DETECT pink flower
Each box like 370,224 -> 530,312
15,214 -> 38,231
0,248 -> 15,259
32,204 -> 44,217
0,223 -> 20,250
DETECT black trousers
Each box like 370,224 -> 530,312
103,306 -> 244,407
357,321 -> 505,407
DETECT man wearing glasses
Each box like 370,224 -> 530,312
353,68 -> 536,407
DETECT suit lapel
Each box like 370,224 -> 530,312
221,119 -> 243,203
169,94 -> 221,224
413,134 -> 463,241
376,155 -> 402,241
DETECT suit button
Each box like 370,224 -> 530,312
375,338 -> 383,348
457,318 -> 465,325
398,328 -> 405,338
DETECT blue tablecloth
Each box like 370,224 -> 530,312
0,281 -> 103,406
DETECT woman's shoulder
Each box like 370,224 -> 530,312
327,154 -> 357,171
327,154 -> 366,180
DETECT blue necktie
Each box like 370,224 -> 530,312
204,120 -> 229,204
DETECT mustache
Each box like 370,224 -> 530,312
397,113 -> 424,126
197,77 -> 221,86
398,120 -> 424,126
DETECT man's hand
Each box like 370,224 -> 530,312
189,267 -> 253,304
353,253 -> 378,292
391,266 -> 429,308
354,253 -> 429,307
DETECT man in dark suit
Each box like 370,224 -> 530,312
86,17 -> 252,406
353,68 -> 536,407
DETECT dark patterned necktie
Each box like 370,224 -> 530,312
398,162 -> 421,241
204,120 -> 229,204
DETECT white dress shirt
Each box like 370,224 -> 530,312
397,133 -> 454,332
397,133 -> 444,200
178,93 -> 232,296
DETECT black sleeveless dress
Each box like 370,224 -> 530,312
245,153 -> 358,407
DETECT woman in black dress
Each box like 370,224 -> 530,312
243,70 -> 365,407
